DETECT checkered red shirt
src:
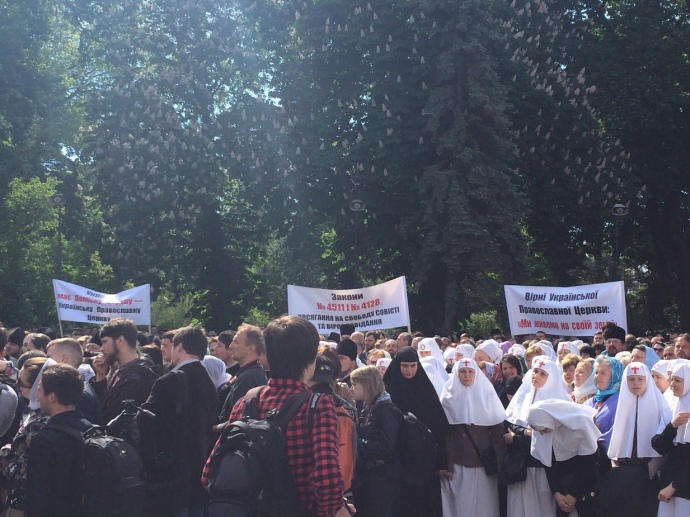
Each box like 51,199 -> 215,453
202,378 -> 343,517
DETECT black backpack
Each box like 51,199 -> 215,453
399,412 -> 438,486
204,387 -> 319,517
51,424 -> 146,517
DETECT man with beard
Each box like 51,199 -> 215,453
603,325 -> 627,357
90,318 -> 158,426
674,333 -> 690,359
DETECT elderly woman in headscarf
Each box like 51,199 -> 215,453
631,344 -> 661,372
504,357 -> 572,517
439,358 -> 507,517
383,347 -> 449,517
652,361 -> 690,517
584,355 -> 624,454
572,357 -> 597,404
417,338 -> 449,397
527,399 -> 600,517
597,362 -> 671,517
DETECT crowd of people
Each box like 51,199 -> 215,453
0,317 -> 688,517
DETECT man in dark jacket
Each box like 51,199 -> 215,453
215,324 -> 268,427
26,364 -> 93,517
139,326 -> 218,516
90,318 -> 158,426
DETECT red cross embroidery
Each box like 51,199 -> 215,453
630,365 -> 640,374
462,359 -> 471,367
560,344 -> 567,349
537,360 -> 546,369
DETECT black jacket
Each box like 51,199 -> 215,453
26,410 -> 93,517
357,399 -> 403,476
652,422 -> 690,500
140,360 -> 218,509
217,361 -> 267,423
77,381 -> 103,426
545,453 -> 598,517
91,357 -> 158,426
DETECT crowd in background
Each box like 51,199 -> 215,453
0,319 -> 687,517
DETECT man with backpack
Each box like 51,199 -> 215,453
202,315 -> 348,517
26,363 -> 92,516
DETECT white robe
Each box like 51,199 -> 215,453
441,464 -> 498,517
658,497 -> 690,517
507,467 -> 557,517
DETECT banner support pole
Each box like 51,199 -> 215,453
58,319 -> 64,338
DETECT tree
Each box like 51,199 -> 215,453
236,0 -> 529,332
0,177 -> 114,326
548,0 -> 690,330
62,0 -> 274,329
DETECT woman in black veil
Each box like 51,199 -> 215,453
383,346 -> 449,517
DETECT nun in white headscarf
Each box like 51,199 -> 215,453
443,347 -> 457,373
418,338 -> 449,397
475,339 -> 503,365
202,355 -> 231,389
527,399 -> 600,517
475,340 -> 504,385
439,359 -> 507,517
536,340 -> 558,362
504,357 -> 572,517
557,341 -> 581,362
455,344 -> 476,361
652,361 -> 690,517
598,362 -> 671,517
509,344 -> 526,357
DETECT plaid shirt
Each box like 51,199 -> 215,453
202,378 -> 343,517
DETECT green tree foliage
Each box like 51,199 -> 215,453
461,310 -> 500,339
150,290 -> 197,330
235,0 -> 530,332
547,0 -> 690,331
0,0 -> 687,336
62,0 -> 272,330
0,177 -> 114,326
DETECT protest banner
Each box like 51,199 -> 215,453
504,281 -> 627,337
53,280 -> 151,329
287,276 -> 410,333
